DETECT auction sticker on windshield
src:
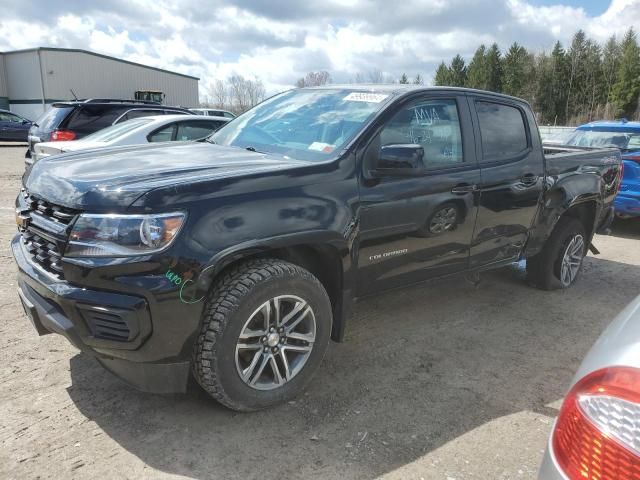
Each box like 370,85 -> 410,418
308,142 -> 334,153
343,92 -> 389,103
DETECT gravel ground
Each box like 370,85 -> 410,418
0,145 -> 638,480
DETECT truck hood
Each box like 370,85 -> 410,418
26,142 -> 306,210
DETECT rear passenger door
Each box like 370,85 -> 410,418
468,97 -> 544,268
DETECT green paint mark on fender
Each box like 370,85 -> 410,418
165,268 -> 209,304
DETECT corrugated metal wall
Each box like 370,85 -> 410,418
0,54 -> 8,110
41,50 -> 198,107
4,51 -> 43,101
0,54 -> 8,98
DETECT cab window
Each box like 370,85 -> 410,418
378,98 -> 464,169
475,101 -> 528,161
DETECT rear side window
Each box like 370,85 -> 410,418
66,105 -> 125,133
475,101 -> 528,162
148,124 -> 176,142
176,120 -> 222,140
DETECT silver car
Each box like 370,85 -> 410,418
29,114 -> 229,165
539,294 -> 640,479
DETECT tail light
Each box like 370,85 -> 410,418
50,130 -> 76,141
552,367 -> 640,479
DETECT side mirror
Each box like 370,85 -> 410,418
372,144 -> 425,176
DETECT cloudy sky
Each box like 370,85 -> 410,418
1,0 -> 639,99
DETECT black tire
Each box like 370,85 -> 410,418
192,259 -> 332,411
527,217 -> 587,290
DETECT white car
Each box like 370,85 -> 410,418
28,114 -> 229,165
189,108 -> 236,119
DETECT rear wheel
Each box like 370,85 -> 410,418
192,259 -> 332,411
527,217 -> 587,290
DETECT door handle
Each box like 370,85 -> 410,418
451,184 -> 478,194
520,174 -> 538,186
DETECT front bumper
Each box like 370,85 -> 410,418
11,234 -> 192,394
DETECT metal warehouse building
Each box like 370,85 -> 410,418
0,47 -> 199,120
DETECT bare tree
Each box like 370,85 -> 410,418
245,77 -> 266,108
209,79 -> 229,109
296,71 -> 331,88
367,69 -> 384,83
228,75 -> 266,113
353,72 -> 366,83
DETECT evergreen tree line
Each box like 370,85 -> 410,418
429,29 -> 640,126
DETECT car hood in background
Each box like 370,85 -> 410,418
25,142 -> 307,210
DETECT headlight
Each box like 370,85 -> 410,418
66,212 -> 186,257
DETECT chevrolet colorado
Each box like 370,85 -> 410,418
12,86 -> 623,411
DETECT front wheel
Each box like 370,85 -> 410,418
192,259 -> 332,411
527,217 -> 587,290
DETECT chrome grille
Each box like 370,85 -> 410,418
22,230 -> 64,275
19,193 -> 78,279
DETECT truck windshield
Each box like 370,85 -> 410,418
210,89 -> 392,161
566,129 -> 640,152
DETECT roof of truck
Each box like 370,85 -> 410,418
302,84 -> 530,103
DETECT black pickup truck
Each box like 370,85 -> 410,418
12,86 -> 622,411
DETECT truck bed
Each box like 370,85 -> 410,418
543,144 -> 621,176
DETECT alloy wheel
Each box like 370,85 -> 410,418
235,295 -> 316,391
560,234 -> 585,287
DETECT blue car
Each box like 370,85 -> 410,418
0,109 -> 32,142
565,120 -> 640,219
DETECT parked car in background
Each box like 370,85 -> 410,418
26,99 -> 193,158
0,109 -> 32,142
12,86 -> 623,412
28,115 -> 229,167
189,108 -> 236,119
564,120 -> 640,219
539,294 -> 640,479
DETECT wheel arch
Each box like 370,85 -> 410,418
525,197 -> 600,258
196,233 -> 353,342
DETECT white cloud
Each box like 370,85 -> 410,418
1,0 -> 638,101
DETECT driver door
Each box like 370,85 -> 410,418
356,93 -> 480,296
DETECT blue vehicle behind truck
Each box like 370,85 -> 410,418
565,120 -> 640,218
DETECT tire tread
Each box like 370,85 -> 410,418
192,258 -> 328,411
